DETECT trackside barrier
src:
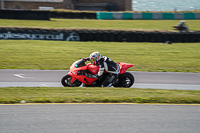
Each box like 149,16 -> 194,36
0,9 -> 50,20
0,10 -> 199,20
0,9 -> 96,19
50,11 -> 96,19
0,28 -> 80,41
97,12 -> 200,20
0,28 -> 199,42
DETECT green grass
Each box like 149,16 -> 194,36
1,19 -> 200,31
0,40 -> 200,72
0,87 -> 200,104
0,19 -> 200,104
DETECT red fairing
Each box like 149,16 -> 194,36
118,62 -> 134,74
68,61 -> 98,85
87,63 -> 99,75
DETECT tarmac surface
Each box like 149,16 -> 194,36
0,69 -> 200,90
1,104 -> 200,133
1,70 -> 200,133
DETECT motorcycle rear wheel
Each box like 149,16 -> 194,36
114,72 -> 134,88
61,74 -> 82,87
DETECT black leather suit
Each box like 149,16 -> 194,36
97,56 -> 120,87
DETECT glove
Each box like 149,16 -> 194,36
83,57 -> 90,61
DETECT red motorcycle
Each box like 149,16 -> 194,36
61,59 -> 135,87
172,25 -> 189,32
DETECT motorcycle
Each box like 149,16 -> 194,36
61,59 -> 135,88
172,25 -> 189,32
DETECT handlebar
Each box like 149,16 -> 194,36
83,57 -> 90,62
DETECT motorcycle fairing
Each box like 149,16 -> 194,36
87,63 -> 99,75
118,62 -> 133,74
68,64 -> 97,85
68,74 -> 97,85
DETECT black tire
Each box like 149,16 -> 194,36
61,75 -> 82,87
114,72 -> 134,88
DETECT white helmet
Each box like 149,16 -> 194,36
89,52 -> 102,65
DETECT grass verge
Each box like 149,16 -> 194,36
0,87 -> 200,104
0,40 -> 200,72
1,19 -> 200,31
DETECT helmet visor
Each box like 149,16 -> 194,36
90,57 -> 97,65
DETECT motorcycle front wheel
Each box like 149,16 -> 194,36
114,72 -> 134,88
61,74 -> 82,87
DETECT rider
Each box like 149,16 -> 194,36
83,51 -> 120,87
175,20 -> 189,32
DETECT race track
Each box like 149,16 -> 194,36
1,104 -> 200,133
1,70 -> 200,133
0,69 -> 200,90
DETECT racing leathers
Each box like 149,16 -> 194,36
97,56 -> 120,87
